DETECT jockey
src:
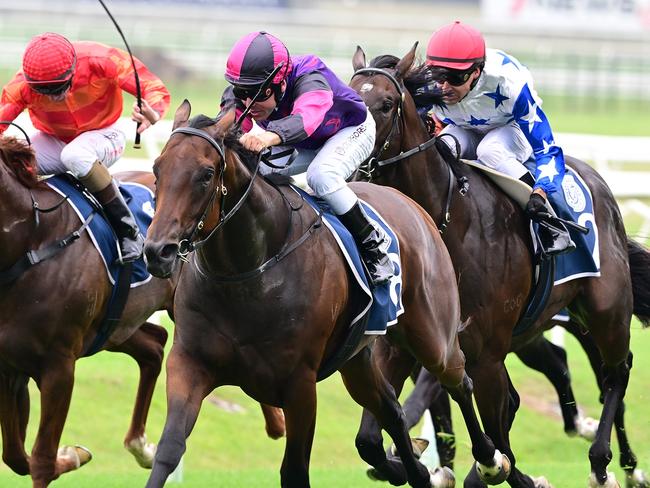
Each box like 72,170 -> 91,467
221,31 -> 393,286
424,21 -> 575,256
0,32 -> 170,263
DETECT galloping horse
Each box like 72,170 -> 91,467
142,101 -> 512,488
349,45 -> 650,488
0,136 -> 177,488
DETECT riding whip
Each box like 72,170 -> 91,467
97,0 -> 143,149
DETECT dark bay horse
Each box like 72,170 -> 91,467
142,101 -> 512,488
0,136 -> 177,488
349,44 -> 650,488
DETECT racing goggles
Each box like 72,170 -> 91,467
428,66 -> 475,87
232,84 -> 273,102
30,78 -> 72,96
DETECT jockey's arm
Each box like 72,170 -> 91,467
512,83 -> 566,197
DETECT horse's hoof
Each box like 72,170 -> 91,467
576,416 -> 599,441
366,465 -> 389,482
57,445 -> 93,470
389,437 -> 430,459
430,466 -> 455,487
475,449 -> 511,485
589,471 -> 620,488
529,475 -> 554,488
125,434 -> 156,469
626,468 -> 650,488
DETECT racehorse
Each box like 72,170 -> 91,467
349,44 -> 650,488
142,101 -> 512,488
0,135 -> 176,488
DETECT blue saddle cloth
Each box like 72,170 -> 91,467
46,175 -> 154,287
293,187 -> 404,334
526,164 -> 601,284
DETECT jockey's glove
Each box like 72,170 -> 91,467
525,193 -> 547,221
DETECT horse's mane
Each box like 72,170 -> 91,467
0,137 -> 40,188
188,113 -> 292,184
367,55 -> 446,110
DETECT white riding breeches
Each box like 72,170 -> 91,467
260,109 -> 376,214
32,122 -> 126,178
439,121 -> 532,180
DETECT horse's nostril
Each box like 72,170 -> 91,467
160,243 -> 179,261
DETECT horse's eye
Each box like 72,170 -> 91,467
200,168 -> 215,184
381,100 -> 394,113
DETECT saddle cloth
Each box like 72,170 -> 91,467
461,160 -> 600,285
46,175 -> 154,288
292,186 -> 405,334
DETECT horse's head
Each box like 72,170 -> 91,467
144,100 -> 238,278
350,44 -> 418,156
350,44 -> 445,169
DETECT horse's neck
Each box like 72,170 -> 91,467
0,164 -> 37,268
197,161 -> 290,277
385,121 -> 450,223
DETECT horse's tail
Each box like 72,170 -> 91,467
627,237 -> 650,327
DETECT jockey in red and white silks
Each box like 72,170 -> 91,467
422,21 -> 574,256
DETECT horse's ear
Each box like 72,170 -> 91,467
395,42 -> 418,80
172,99 -> 192,130
214,109 -> 236,138
352,45 -> 367,72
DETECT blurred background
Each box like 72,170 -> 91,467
0,1 -> 649,487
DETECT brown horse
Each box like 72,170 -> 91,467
0,136 -> 178,488
349,45 -> 650,488
142,101 -> 513,488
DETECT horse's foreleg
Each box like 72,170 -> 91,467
0,371 -> 30,475
466,360 -> 538,488
261,404 -> 285,439
145,344 -> 214,488
31,358 -> 83,488
341,347 -> 430,488
108,321 -> 168,469
515,335 -> 580,436
279,371 -> 317,488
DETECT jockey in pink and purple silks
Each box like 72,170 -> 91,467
220,31 -> 393,286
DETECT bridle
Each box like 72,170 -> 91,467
350,67 -> 404,180
168,126 -> 322,282
171,126 -> 248,259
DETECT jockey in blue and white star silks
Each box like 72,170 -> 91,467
424,21 -> 575,256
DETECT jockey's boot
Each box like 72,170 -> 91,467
537,220 -> 576,257
338,202 -> 394,286
80,161 -> 144,263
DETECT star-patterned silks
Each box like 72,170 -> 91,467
498,51 -> 520,70
537,138 -> 555,155
520,100 -> 542,133
467,115 -> 490,126
484,84 -> 509,108
442,117 -> 456,125
537,157 -> 559,182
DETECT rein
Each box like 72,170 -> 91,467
170,126 -> 322,282
351,67 -> 468,234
